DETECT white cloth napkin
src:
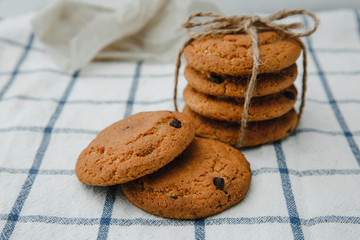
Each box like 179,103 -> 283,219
31,0 -> 218,73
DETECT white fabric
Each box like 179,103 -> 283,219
31,0 -> 218,73
1,8 -> 360,240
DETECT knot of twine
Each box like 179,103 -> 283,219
174,9 -> 319,147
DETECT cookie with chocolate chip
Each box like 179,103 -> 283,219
184,64 -> 298,98
121,137 -> 251,219
183,105 -> 298,147
183,31 -> 301,75
183,84 -> 298,122
75,111 -> 195,186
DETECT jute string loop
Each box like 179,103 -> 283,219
174,9 -> 319,147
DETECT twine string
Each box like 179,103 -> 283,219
238,25 -> 259,146
174,9 -> 319,147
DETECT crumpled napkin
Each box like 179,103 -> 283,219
31,0 -> 218,73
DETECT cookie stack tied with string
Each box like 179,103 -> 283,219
174,10 -> 319,148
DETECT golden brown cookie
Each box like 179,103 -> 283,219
183,31 -> 301,75
121,137 -> 251,219
183,84 -> 298,122
183,105 -> 298,147
184,64 -> 297,98
75,111 -> 195,186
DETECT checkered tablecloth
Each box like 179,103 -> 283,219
1,9 -> 360,240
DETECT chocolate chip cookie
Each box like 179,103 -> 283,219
183,31 -> 301,75
121,137 -> 251,219
75,111 -> 195,186
183,105 -> 298,147
183,84 -> 298,122
184,64 -> 297,98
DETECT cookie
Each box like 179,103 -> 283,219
183,84 -> 298,122
183,31 -> 301,75
183,105 -> 298,147
75,111 -> 195,186
184,64 -> 297,98
121,137 -> 251,219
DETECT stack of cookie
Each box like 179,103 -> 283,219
182,31 -> 302,147
75,111 -> 252,219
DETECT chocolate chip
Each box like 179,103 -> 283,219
169,119 -> 182,128
209,73 -> 224,84
286,128 -> 292,134
213,177 -> 225,190
170,196 -> 178,199
284,91 -> 296,100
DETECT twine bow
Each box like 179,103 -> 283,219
174,9 -> 319,147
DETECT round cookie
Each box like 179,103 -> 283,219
183,84 -> 298,122
183,31 -> 301,75
183,105 -> 298,147
184,64 -> 298,98
75,111 -> 195,186
121,137 -> 251,219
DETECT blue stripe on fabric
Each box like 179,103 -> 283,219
1,94 -> 184,105
355,9 -> 360,40
0,71 -> 79,240
207,215 -> 360,226
80,73 -> 172,79
302,215 -> 360,226
0,214 -> 100,225
304,18 -> 360,167
1,35 -> 360,54
0,33 -> 34,100
306,98 -> 360,105
2,95 -> 59,103
3,94 -> 360,106
52,128 -> 99,135
206,216 -> 290,225
274,141 -> 304,239
308,70 -> 360,76
97,186 -> 117,240
0,214 -> 190,226
4,94 -> 360,106
96,61 -> 143,240
67,98 -> 175,105
1,214 -> 359,227
110,218 -> 191,227
123,61 -> 143,118
251,167 -> 360,177
0,68 -> 70,77
1,125 -> 359,139
2,166 -> 360,178
0,68 -> 173,79
0,126 -> 99,135
1,68 -> 360,78
195,219 -> 205,240
0,126 -> 44,133
0,37 -> 44,52
0,67 -> 174,79
294,128 -> 360,137
0,167 -> 74,175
